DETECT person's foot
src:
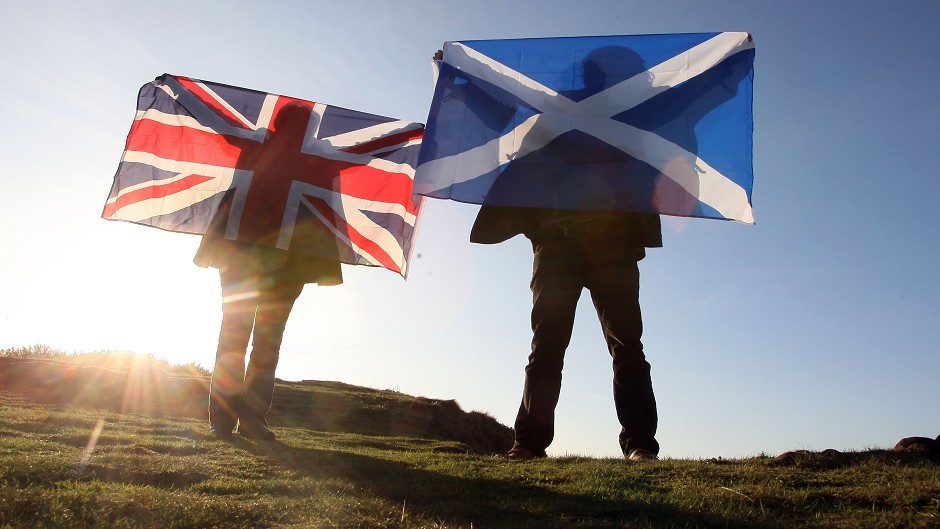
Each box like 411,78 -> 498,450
237,420 -> 276,441
506,445 -> 545,460
626,448 -> 658,461
208,420 -> 235,438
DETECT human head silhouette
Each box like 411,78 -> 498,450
581,46 -> 648,92
270,102 -> 311,140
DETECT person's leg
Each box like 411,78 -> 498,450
209,270 -> 258,433
512,240 -> 583,455
241,278 -> 304,432
586,244 -> 659,456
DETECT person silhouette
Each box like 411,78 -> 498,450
462,46 -> 664,461
195,102 -> 342,440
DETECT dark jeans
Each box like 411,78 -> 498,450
513,232 -> 659,456
208,268 -> 304,428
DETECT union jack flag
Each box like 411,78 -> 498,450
103,74 -> 425,276
415,33 -> 755,223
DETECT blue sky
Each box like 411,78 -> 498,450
1,0 -> 938,459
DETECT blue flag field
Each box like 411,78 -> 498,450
414,32 -> 755,223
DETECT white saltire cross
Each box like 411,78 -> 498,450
419,32 -> 754,223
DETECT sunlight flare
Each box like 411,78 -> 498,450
78,417 -> 105,470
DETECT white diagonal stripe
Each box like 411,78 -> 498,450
159,77 -> 267,141
586,119 -> 754,223
420,33 -> 753,221
361,137 -> 423,157
137,109 -> 214,133
278,181 -> 415,274
256,95 -> 279,130
450,32 -> 751,121
111,167 -> 248,240
300,135 -> 418,177
294,105 -> 420,176
578,32 -> 753,117
305,102 -> 327,140
192,80 -> 256,129
117,150 -> 235,183
105,150 -> 238,221
323,120 -> 422,147
446,42 -> 562,113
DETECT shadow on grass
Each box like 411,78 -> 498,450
237,439 -> 777,529
269,382 -> 514,454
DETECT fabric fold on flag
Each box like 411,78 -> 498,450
414,33 -> 755,223
103,74 -> 425,277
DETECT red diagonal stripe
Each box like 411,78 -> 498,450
341,127 -> 424,155
102,173 -> 215,218
174,76 -> 252,130
307,196 -> 401,274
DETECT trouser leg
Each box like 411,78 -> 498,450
242,280 -> 304,420
514,241 -> 582,454
587,251 -> 658,456
209,272 -> 256,427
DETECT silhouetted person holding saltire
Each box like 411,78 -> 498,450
449,46 -> 667,461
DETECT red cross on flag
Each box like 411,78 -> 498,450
103,75 -> 425,277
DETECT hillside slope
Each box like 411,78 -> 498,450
0,356 -> 513,454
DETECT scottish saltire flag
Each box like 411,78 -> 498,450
103,74 -> 425,276
414,32 -> 755,223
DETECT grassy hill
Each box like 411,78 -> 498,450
0,354 -> 512,455
1,352 -> 938,528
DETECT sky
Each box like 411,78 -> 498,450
2,0 -> 938,459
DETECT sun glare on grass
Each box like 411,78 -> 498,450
40,350 -> 210,420
78,417 -> 105,471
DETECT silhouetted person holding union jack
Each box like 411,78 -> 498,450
195,102 -> 342,440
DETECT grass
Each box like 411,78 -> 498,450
2,394 -> 938,528
0,349 -> 938,528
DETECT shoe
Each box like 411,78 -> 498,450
506,445 -> 545,460
237,420 -> 276,441
627,448 -> 658,461
208,421 -> 234,438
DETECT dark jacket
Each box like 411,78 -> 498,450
469,205 -> 663,249
194,194 -> 343,286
